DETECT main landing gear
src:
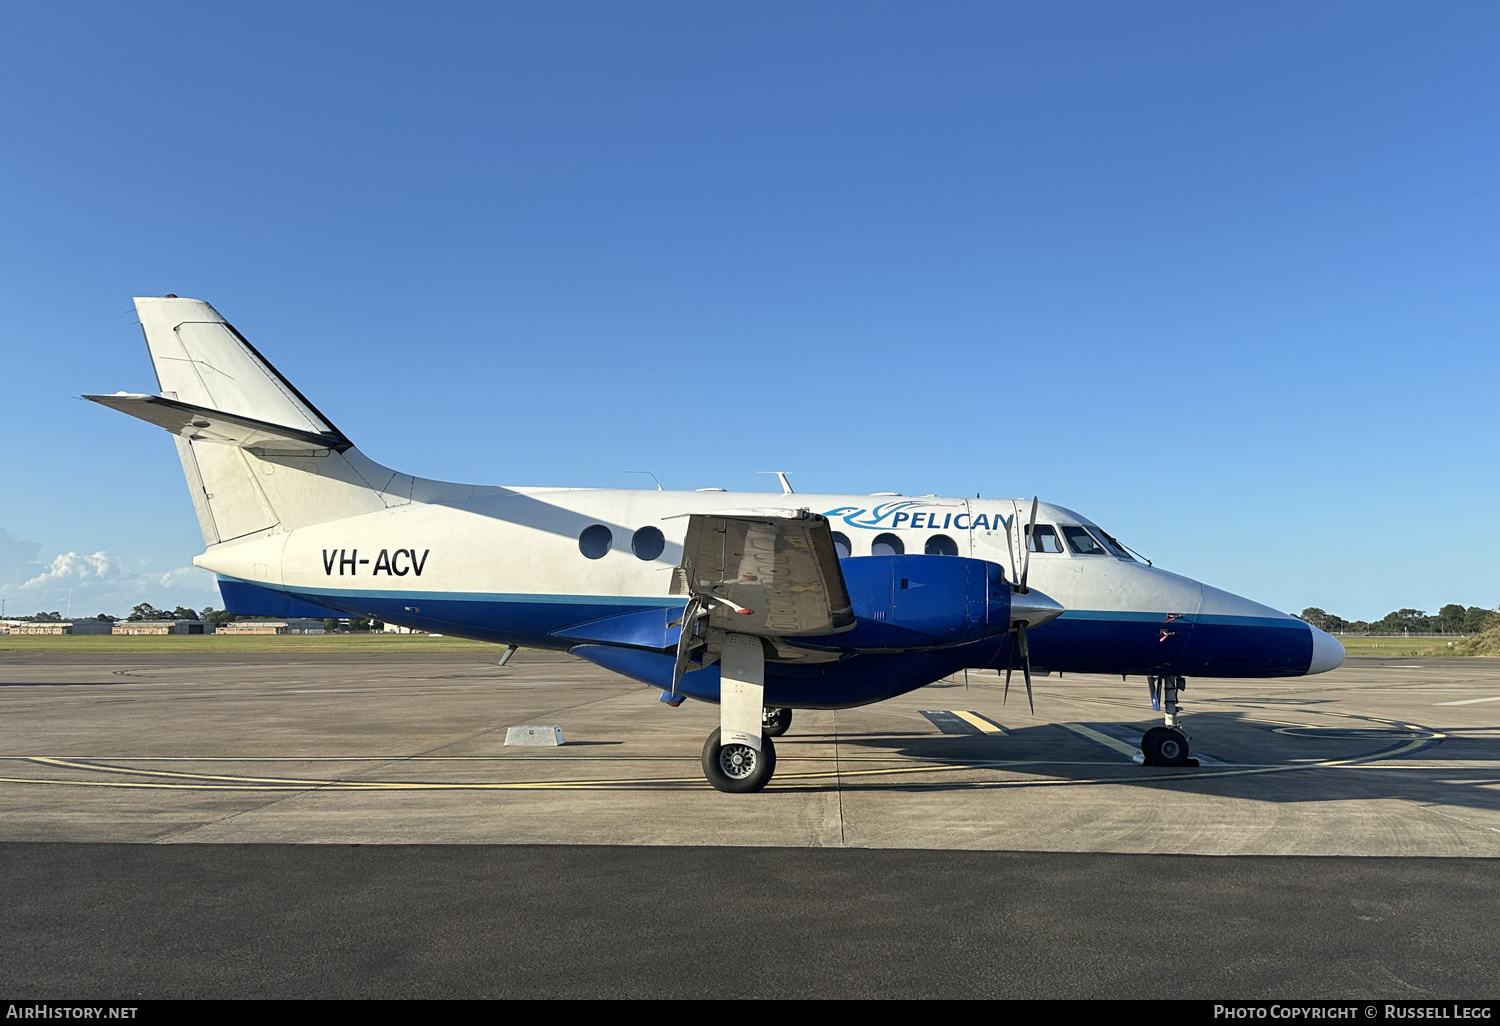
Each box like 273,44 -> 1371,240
702,727 -> 777,793
695,708 -> 791,793
1143,675 -> 1198,767
762,707 -> 792,737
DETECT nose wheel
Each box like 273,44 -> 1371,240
1141,725 -> 1193,766
1143,675 -> 1199,767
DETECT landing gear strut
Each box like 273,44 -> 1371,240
762,707 -> 792,737
702,728 -> 777,793
1143,675 -> 1197,767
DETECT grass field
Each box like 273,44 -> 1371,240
1329,635 -> 1471,657
0,633 -> 501,654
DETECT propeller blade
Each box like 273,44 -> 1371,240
1002,631 -> 1014,705
1003,501 -> 1020,586
1020,496 -> 1038,592
1018,623 -> 1035,714
670,596 -> 704,694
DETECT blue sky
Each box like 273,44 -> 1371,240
1,1 -> 1497,621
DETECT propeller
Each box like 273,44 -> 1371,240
1002,496 -> 1041,714
668,596 -> 708,696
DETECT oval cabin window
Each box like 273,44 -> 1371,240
925,534 -> 959,556
631,526 -> 665,561
579,524 -> 613,559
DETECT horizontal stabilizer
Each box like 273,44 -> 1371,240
84,393 -> 351,455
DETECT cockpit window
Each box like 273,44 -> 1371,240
1090,526 -> 1136,560
1061,525 -> 1107,555
1026,524 -> 1064,553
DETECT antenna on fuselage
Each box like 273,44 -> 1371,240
758,471 -> 794,494
623,471 -> 664,491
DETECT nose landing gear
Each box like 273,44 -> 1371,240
1143,675 -> 1198,767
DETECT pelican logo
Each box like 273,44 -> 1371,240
821,502 -> 1014,532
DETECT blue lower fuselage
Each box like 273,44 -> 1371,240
221,577 -> 1322,709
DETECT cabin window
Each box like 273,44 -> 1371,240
924,534 -> 959,556
871,533 -> 904,556
1061,525 -> 1107,555
579,524 -> 613,559
631,526 -> 665,561
831,532 -> 852,559
1026,524 -> 1064,553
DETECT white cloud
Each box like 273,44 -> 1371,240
0,527 -> 219,618
17,550 -> 129,590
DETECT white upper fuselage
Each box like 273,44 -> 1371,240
194,486 -> 1281,630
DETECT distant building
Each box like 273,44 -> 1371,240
4,620 -> 115,635
381,622 -> 427,634
214,618 -> 326,635
112,620 -> 211,635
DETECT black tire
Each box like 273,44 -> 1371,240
701,728 -> 777,793
762,707 -> 792,737
1142,727 -> 1191,767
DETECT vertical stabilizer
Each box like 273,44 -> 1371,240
121,297 -> 394,544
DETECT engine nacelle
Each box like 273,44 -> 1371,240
801,555 -> 1012,650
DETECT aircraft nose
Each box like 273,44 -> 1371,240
1011,587 -> 1064,628
1307,624 -> 1346,674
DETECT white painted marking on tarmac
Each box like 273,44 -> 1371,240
1436,695 -> 1500,707
1061,723 -> 1139,759
1064,723 -> 1231,766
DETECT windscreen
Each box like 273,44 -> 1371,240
1061,525 -> 1107,555
1089,526 -> 1136,560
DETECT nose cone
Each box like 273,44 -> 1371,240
1011,587 -> 1064,628
1307,625 -> 1346,674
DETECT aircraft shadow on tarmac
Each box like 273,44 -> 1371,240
767,710 -> 1500,815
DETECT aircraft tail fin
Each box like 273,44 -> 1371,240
86,297 -> 395,546
131,296 -> 343,440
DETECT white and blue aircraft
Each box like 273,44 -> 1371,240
88,296 -> 1345,792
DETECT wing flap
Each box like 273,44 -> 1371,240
672,511 -> 854,637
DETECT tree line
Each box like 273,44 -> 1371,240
16,601 -> 1495,638
1299,605 -> 1497,635
10,604 -> 373,631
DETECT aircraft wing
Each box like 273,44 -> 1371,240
671,511 -> 854,637
83,392 -> 351,454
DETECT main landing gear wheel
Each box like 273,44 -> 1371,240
1141,726 -> 1195,767
762,707 -> 792,737
701,728 -> 777,793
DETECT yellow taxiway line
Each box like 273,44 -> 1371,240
0,724 -> 1443,792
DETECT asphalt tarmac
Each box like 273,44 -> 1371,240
1,651 -> 1497,998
